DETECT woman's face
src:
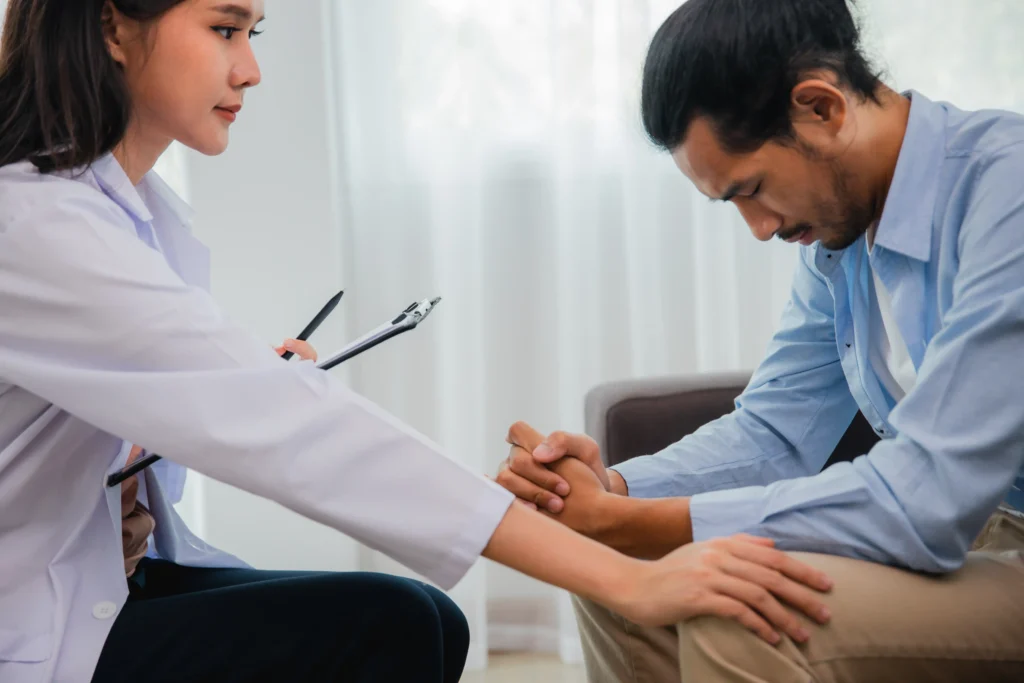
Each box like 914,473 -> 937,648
107,0 -> 265,156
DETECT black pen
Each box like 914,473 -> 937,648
105,289 -> 345,488
280,289 -> 345,360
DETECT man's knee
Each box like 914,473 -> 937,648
677,612 -> 783,675
571,593 -> 637,645
571,594 -> 607,628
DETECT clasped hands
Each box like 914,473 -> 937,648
496,422 -> 620,539
494,421 -> 834,645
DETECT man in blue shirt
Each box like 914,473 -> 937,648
496,0 -> 1024,680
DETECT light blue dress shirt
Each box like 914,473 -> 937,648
613,91 -> 1024,573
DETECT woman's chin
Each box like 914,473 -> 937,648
180,131 -> 230,157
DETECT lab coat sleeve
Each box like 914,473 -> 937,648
0,188 -> 513,590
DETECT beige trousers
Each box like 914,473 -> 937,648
574,508 -> 1024,683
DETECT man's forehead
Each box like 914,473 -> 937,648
671,118 -> 741,200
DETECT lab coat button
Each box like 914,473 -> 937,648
93,601 -> 118,620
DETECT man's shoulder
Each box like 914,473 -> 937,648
933,104 -> 1024,239
943,103 -> 1024,164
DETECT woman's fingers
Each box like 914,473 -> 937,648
708,573 -> 810,643
719,554 -> 832,626
731,533 -> 776,547
276,339 -> 318,362
726,539 -> 834,593
697,594 -> 780,645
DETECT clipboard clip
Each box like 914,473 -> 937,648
105,294 -> 442,488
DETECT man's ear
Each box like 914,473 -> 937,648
789,77 -> 849,149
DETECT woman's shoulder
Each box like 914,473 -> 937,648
0,159 -> 130,233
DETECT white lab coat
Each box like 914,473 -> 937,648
0,154 -> 514,683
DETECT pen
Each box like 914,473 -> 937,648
280,289 -> 344,360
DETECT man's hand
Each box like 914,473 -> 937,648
495,421 -> 624,514
530,448 -> 613,537
496,421 -> 690,557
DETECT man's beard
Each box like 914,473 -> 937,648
817,161 -> 876,251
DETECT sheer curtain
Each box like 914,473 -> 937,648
321,0 -> 1024,663
324,0 -> 797,663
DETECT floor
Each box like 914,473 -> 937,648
460,654 -> 587,683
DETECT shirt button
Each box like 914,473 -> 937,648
92,601 -> 118,620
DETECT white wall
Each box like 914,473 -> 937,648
177,0 -> 357,573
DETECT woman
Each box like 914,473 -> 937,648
0,1 -> 834,682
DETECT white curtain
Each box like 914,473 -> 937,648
324,0 -> 798,662
319,0 -> 1024,662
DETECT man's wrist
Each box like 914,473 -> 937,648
608,469 -> 629,496
591,494 -> 693,559
592,492 -> 628,540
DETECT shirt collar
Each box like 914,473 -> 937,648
138,169 -> 196,227
85,153 -> 195,228
87,153 -> 154,223
871,90 -> 947,263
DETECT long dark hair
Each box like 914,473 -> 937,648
0,0 -> 186,172
641,0 -> 883,154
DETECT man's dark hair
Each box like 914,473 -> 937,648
641,0 -> 883,154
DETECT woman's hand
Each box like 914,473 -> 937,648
612,534 -> 833,644
273,339 -> 318,362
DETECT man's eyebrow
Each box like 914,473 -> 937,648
709,179 -> 755,203
211,4 -> 265,24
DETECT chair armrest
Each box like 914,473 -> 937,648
584,372 -> 751,468
584,372 -> 880,470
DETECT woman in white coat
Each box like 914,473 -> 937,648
0,1 -> 835,681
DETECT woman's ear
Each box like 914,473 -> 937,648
101,0 -> 131,67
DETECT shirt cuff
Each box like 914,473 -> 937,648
689,485 -> 768,541
429,480 -> 515,591
609,460 -> 679,499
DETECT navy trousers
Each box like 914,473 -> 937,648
91,559 -> 470,683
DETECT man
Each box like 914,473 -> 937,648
496,0 -> 1024,681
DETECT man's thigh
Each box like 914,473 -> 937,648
678,550 -> 1024,683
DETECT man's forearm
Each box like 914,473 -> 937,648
594,494 -> 693,559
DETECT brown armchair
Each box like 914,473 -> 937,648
583,371 -> 879,471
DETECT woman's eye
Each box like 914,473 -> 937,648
749,182 -> 762,198
214,27 -> 263,40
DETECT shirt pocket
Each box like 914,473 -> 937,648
0,629 -> 51,663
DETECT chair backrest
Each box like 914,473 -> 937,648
584,373 -> 880,470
